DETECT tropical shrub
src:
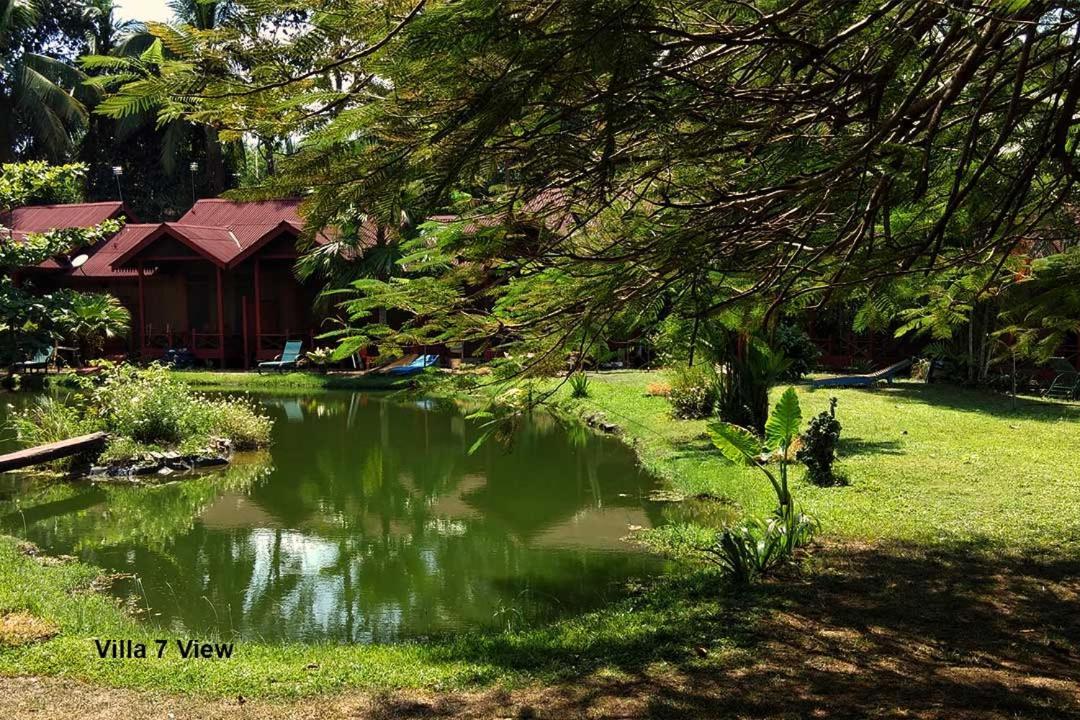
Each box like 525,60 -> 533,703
83,364 -> 272,452
706,387 -> 818,583
701,518 -> 783,585
85,363 -> 203,446
202,397 -> 273,451
774,323 -> 821,380
667,365 -> 717,419
55,291 -> 130,354
715,339 -> 790,434
797,397 -> 843,486
701,510 -> 818,584
305,347 -> 336,371
6,363 -> 274,465
569,371 -> 590,398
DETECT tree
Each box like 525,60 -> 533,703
55,290 -> 130,355
0,0 -> 93,161
92,1 -> 1080,368
82,0 -> 144,56
1,161 -> 124,364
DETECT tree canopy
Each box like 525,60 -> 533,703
72,1 -> 1080,364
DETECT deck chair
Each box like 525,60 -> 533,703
384,354 -> 440,376
258,340 -> 303,373
812,358 -> 913,389
1044,358 -> 1080,400
11,347 -> 54,374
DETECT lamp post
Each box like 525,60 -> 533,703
189,161 -> 199,206
112,166 -> 124,203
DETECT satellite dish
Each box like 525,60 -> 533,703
70,254 -> 89,269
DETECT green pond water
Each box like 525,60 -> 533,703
0,391 -> 671,643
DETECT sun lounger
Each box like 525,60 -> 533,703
257,341 -> 303,373
384,354 -> 440,376
811,358 -> 913,389
11,347 -> 54,374
1044,358 -> 1080,400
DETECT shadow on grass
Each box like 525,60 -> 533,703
874,383 -> 1080,422
838,437 -> 905,456
416,542 -> 1080,719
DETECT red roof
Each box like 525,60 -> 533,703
2,202 -> 132,272
179,199 -> 305,251
3,201 -> 127,233
5,198 -> 335,278
72,224 -> 157,278
178,198 -> 304,229
110,199 -> 318,269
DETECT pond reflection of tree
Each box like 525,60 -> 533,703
0,454 -> 273,553
4,395 -> 670,641
175,397 -> 666,640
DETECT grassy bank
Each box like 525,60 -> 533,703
172,370 -> 413,393
545,372 -> 1080,551
44,369 -> 413,395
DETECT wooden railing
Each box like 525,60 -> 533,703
142,325 -> 188,357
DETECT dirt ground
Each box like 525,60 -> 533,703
3,542 -> 1078,719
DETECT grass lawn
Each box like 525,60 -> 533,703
550,372 -> 1080,551
1,370 -> 1078,717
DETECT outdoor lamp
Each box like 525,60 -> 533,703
112,166 -> 124,202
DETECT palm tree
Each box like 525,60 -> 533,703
0,0 -> 90,161
56,290 -> 130,356
82,0 -> 144,56
166,0 -> 235,193
84,0 -> 234,194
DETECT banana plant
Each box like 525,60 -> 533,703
708,386 -> 802,511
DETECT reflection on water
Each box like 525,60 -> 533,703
0,391 -> 668,642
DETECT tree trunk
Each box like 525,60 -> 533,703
204,126 -> 225,194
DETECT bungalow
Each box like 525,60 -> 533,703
7,198 -> 332,368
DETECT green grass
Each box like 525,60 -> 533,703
549,372 -> 1080,551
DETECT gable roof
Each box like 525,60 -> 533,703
110,223 -> 243,269
110,199 -> 317,270
179,198 -> 306,251
72,224 -> 158,278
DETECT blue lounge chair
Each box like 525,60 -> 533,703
12,347 -> 54,374
258,341 -> 303,373
812,358 -> 912,389
384,354 -> 440,376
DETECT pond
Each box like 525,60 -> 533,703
0,391 -> 670,643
